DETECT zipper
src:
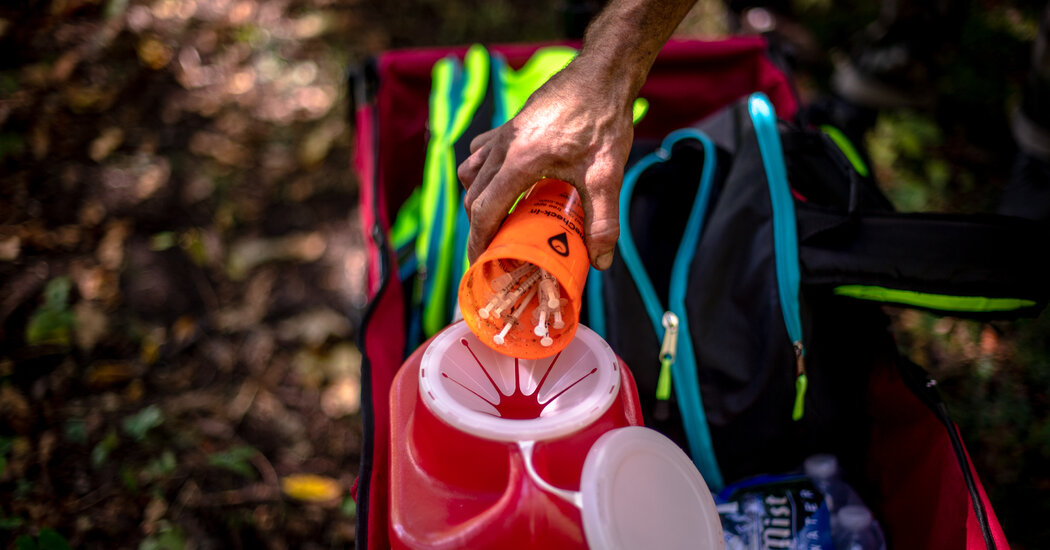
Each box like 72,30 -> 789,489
616,128 -> 724,490
654,311 -> 678,421
749,93 -> 807,421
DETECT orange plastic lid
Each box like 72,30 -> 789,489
459,179 -> 589,359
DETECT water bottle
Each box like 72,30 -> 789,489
833,505 -> 886,550
803,454 -> 862,513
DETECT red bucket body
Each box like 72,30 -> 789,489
388,329 -> 645,549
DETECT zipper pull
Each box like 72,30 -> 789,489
655,312 -> 678,421
792,340 -> 807,421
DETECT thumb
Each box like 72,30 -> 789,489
582,181 -> 621,271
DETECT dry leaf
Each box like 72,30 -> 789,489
90,127 -> 125,162
85,362 -> 135,389
227,232 -> 326,280
97,220 -> 131,270
74,301 -> 109,352
277,308 -> 350,347
138,37 -> 173,70
0,386 -> 33,434
141,496 -> 168,535
0,234 -> 20,261
320,377 -> 360,418
281,474 -> 341,503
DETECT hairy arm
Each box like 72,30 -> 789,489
457,0 -> 697,270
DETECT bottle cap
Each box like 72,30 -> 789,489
838,505 -> 874,531
803,453 -> 840,480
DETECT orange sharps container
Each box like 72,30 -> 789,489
459,178 -> 589,359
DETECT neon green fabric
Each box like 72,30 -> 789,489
820,125 -> 870,178
833,285 -> 1036,312
501,46 -> 649,122
420,45 -> 491,336
390,187 -> 421,251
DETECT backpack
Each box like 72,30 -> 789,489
585,92 -> 1047,548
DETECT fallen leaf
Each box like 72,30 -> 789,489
172,315 -> 197,345
188,131 -> 249,166
26,277 -> 76,347
141,496 -> 168,535
0,386 -> 33,435
64,84 -> 118,113
74,301 -> 108,352
277,308 -> 350,347
124,378 -> 144,403
78,200 -> 106,227
122,404 -> 164,441
38,430 -> 56,465
281,474 -> 341,503
136,159 -> 170,200
89,127 -> 124,162
138,37 -> 173,70
50,49 -> 82,83
96,220 -> 130,270
226,232 -> 327,280
0,234 -> 20,261
320,377 -> 360,418
298,119 -> 345,168
85,362 -> 134,389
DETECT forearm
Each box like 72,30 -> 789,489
574,0 -> 697,102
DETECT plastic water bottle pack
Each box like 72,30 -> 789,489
716,454 -> 886,550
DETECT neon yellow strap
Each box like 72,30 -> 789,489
420,46 -> 493,336
417,57 -> 454,266
833,285 -> 1036,312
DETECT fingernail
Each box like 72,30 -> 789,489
595,251 -> 614,270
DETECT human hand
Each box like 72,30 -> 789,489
457,59 -> 636,271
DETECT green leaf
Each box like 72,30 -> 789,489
37,528 -> 72,550
0,132 -> 25,162
207,446 -> 257,479
43,277 -> 72,308
120,465 -> 139,493
92,430 -> 120,467
144,450 -> 177,481
122,405 -> 164,441
0,515 -> 25,529
340,495 -> 356,518
15,535 -> 36,550
139,522 -> 187,550
14,478 -> 32,500
64,419 -> 88,445
26,277 -> 76,346
0,436 -> 10,477
26,308 -> 76,346
150,232 -> 176,251
105,0 -> 130,19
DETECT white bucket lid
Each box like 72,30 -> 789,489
419,321 -> 621,442
580,427 -> 724,550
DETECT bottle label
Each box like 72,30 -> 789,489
718,475 -> 834,550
